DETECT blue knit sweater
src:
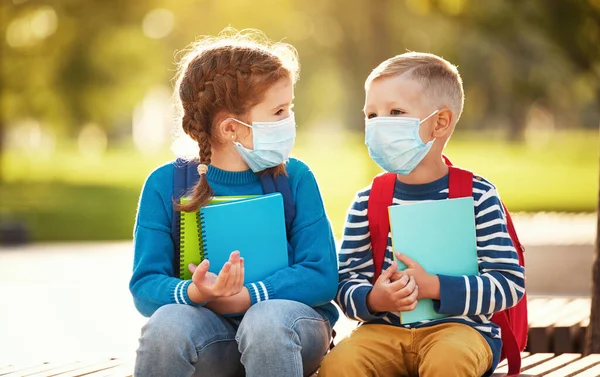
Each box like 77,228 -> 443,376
129,157 -> 339,327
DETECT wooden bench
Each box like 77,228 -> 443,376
0,359 -> 133,377
1,296 -> 591,376
492,353 -> 600,376
527,297 -> 591,354
3,354 -> 600,377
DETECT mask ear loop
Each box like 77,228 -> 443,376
419,109 -> 440,124
224,118 -> 253,128
224,118 -> 252,147
419,109 -> 440,145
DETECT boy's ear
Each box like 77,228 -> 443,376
432,108 -> 454,138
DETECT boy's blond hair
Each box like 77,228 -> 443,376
365,52 -> 464,124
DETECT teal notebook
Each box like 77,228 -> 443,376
388,197 -> 479,324
181,193 -> 288,283
179,195 -> 254,280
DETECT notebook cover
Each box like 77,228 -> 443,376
179,195 -> 254,280
388,197 -> 479,323
199,193 -> 288,284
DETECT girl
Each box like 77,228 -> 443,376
129,29 -> 339,377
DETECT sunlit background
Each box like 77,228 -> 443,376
1,0 -> 599,366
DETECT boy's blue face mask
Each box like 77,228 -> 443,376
230,112 -> 296,173
365,110 -> 439,175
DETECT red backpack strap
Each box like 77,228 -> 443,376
443,155 -> 474,199
367,172 -> 397,283
448,168 -> 474,199
495,312 -> 522,376
503,206 -> 526,256
499,203 -> 526,376
442,154 -> 453,166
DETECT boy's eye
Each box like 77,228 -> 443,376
367,113 -> 377,119
390,109 -> 404,116
275,109 -> 284,116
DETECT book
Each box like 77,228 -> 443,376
179,194 -> 288,283
388,197 -> 479,324
179,195 -> 254,280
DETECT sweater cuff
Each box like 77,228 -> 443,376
433,274 -> 468,315
172,280 -> 203,307
352,285 -> 386,322
245,280 -> 275,305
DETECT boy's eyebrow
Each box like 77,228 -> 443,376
363,101 -> 406,113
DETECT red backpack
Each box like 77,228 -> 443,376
367,157 -> 527,377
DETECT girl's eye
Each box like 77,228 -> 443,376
275,109 -> 284,116
391,109 -> 403,116
367,113 -> 377,119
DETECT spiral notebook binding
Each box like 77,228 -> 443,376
179,210 -> 186,279
199,211 -> 208,261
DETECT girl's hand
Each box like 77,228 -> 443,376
186,251 -> 245,303
205,287 -> 252,315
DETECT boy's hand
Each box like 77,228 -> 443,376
187,251 -> 245,303
367,261 -> 419,314
395,252 -> 440,300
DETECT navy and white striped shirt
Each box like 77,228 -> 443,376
337,173 -> 525,374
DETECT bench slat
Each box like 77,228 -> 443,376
496,352 -> 532,369
527,298 -> 550,323
571,362 -> 600,377
532,299 -> 572,328
520,353 -> 581,376
544,354 -> 600,377
26,361 -> 110,377
0,366 -> 16,375
79,363 -> 133,377
49,359 -> 124,377
0,362 -> 75,377
494,353 -> 555,375
554,299 -> 591,327
0,363 -> 44,376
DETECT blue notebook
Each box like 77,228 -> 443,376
198,193 -> 289,283
179,195 -> 255,280
388,197 -> 479,324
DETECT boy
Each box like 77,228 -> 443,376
319,53 -> 525,377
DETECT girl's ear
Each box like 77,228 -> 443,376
214,116 -> 239,143
432,108 -> 454,138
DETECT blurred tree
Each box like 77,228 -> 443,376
1,0 -> 599,160
2,0 -> 168,139
438,0 -> 600,140
328,0 -> 395,131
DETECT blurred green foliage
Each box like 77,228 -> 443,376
1,130 -> 597,241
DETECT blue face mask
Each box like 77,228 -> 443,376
365,110 -> 439,175
231,112 -> 296,173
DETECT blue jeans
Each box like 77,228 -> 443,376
134,299 -> 331,377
